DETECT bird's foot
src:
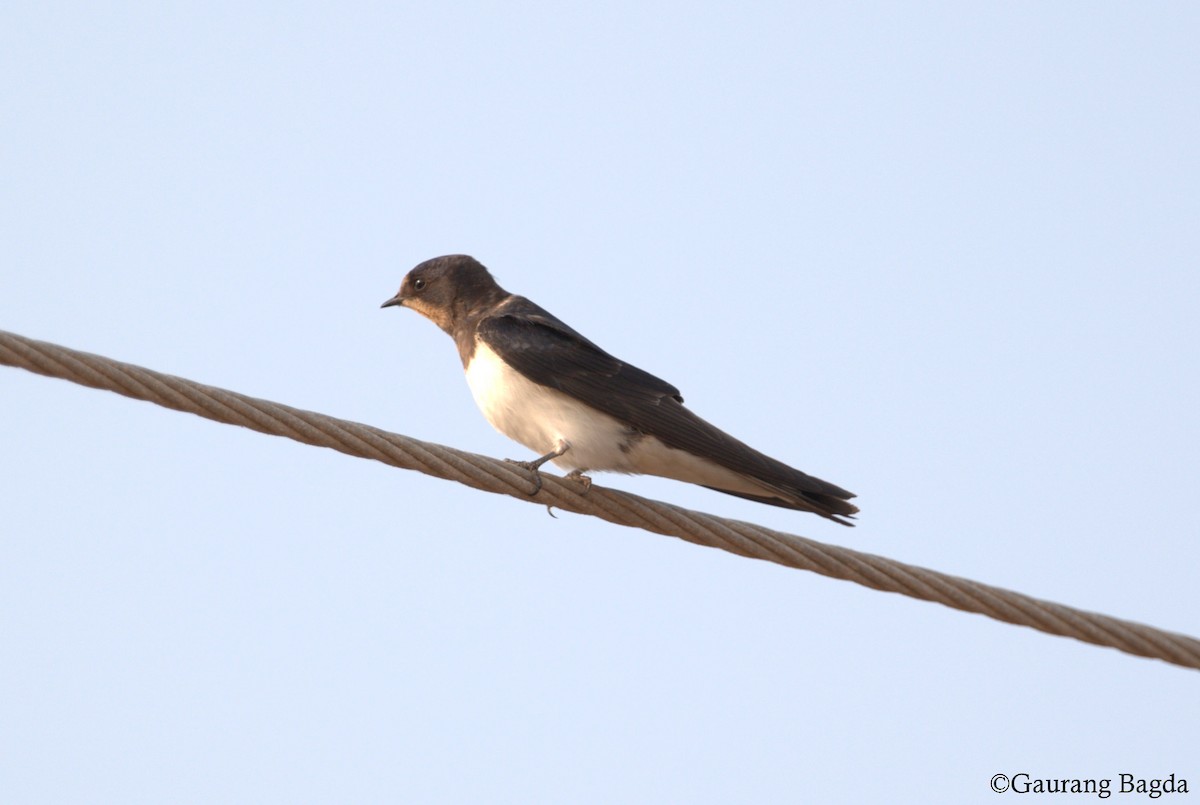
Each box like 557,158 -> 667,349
504,458 -> 545,495
564,469 -> 593,494
504,441 -> 571,497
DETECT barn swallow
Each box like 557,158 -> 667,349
382,255 -> 858,525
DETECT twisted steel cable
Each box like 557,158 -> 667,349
3,328 -> 1197,670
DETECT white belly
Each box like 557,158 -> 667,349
462,340 -> 785,498
464,341 -> 634,471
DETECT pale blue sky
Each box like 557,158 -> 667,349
3,3 -> 1198,803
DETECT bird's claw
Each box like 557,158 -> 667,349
504,458 -> 544,496
564,469 -> 593,494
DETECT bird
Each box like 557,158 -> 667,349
381,255 -> 858,525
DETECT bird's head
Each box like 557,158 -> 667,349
381,254 -> 504,334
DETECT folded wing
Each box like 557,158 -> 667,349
478,299 -> 858,525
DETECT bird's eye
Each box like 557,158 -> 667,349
413,278 -> 426,291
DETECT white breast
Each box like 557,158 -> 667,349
462,340 -> 786,499
463,340 -> 634,471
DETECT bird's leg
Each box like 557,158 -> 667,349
505,440 -> 570,495
563,469 -> 592,493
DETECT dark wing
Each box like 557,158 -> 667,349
478,299 -> 858,524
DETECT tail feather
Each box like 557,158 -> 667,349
702,485 -> 859,526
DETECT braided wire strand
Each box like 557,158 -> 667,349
3,329 -> 1197,670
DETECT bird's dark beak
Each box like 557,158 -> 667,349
380,295 -> 405,309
